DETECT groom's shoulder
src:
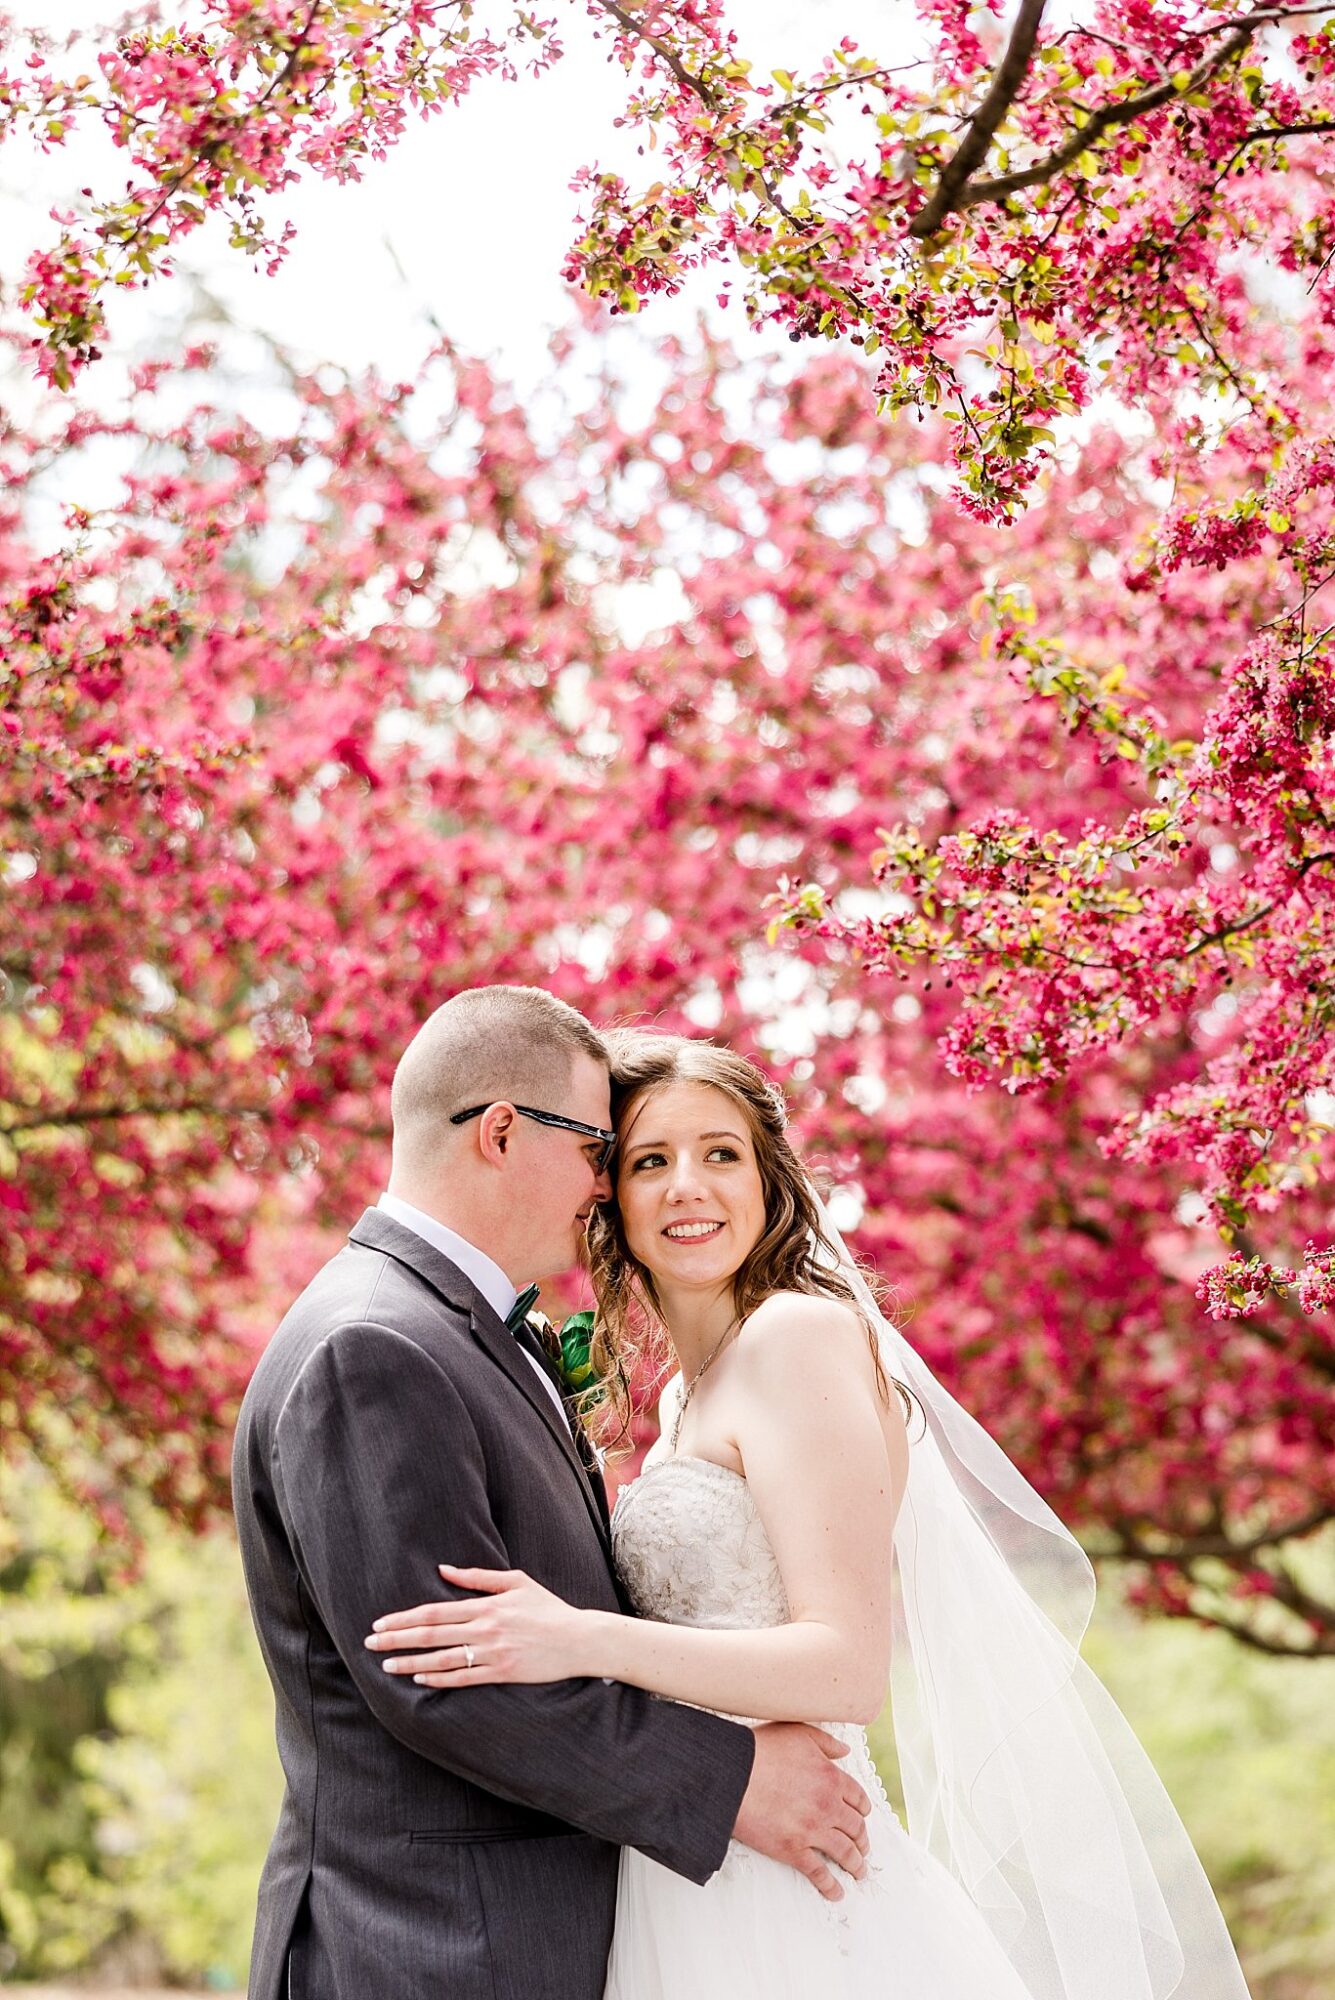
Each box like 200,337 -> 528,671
288,1226 -> 464,1341
290,1231 -> 419,1321
245,1223 -> 469,1409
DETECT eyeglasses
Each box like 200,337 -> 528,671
449,1102 -> 618,1175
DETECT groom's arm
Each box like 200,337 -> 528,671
270,1318 -> 754,1885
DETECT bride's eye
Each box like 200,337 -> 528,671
630,1152 -> 667,1171
707,1146 -> 741,1163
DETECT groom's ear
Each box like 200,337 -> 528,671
477,1101 -> 518,1165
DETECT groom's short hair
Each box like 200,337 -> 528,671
391,985 -> 606,1171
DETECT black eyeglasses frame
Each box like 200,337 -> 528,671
449,1101 -> 617,1174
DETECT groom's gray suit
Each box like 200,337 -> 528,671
233,1206 -> 755,2000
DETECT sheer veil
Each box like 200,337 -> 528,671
812,1193 -> 1253,2000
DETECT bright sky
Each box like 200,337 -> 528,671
14,0 -> 924,393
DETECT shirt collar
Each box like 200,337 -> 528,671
376,1193 -> 517,1326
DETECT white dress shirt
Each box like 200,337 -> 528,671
376,1193 -> 570,1429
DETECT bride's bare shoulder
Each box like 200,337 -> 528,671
737,1291 -> 909,1465
737,1290 -> 869,1364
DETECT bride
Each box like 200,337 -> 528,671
366,1031 -> 1254,2000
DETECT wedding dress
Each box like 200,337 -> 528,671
604,1446 -> 1044,2000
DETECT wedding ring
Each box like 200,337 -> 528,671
462,1643 -> 476,1671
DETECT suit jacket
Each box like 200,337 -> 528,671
232,1208 -> 755,2000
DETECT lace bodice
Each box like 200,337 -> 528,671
606,1450 -> 1029,1996
612,1453 -> 791,1635
611,1450 -> 890,1822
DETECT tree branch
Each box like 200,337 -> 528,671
1109,1508 -> 1335,1565
1104,1516 -> 1335,1652
1,1100 -> 274,1133
1181,849 -> 1335,958
915,24 -> 1255,230
1234,117 -> 1335,148
1193,1607 -> 1335,1656
909,0 -> 1050,238
1117,1505 -> 1335,1562
591,0 -> 715,106
1247,1559 -> 1335,1628
1175,5 -> 1335,38
0,1100 -> 393,1142
589,1 -> 819,225
1230,1252 -> 1335,1383
106,0 -> 328,258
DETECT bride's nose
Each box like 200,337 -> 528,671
665,1159 -> 709,1202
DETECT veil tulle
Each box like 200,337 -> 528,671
813,1194 -> 1253,2000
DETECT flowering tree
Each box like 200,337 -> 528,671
3,0 -> 1333,1646
3,310 -> 1332,1649
5,3 -> 1335,1288
6,2 -> 1335,510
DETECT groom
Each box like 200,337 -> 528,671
233,984 -> 871,2000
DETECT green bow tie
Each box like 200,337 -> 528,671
505,1284 -> 540,1333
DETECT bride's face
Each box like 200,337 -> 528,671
616,1081 -> 768,1295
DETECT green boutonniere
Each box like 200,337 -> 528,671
523,1306 -> 602,1418
555,1308 -> 600,1409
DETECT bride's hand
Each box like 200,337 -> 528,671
364,1565 -> 592,1686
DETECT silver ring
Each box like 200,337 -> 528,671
462,1643 -> 476,1671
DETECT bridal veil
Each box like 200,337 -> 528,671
814,1195 -> 1253,2000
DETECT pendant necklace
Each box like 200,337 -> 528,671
669,1318 -> 739,1452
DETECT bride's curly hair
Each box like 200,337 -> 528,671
583,1030 -> 914,1445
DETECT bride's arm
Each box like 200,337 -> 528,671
366,1298 -> 908,1726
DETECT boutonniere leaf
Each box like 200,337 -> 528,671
556,1309 -> 599,1405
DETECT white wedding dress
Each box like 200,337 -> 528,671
604,1448 -> 1042,2000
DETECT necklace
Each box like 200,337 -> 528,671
669,1319 -> 738,1452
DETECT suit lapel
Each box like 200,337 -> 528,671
347,1209 -> 610,1551
467,1297 -> 611,1550
510,1319 -> 611,1535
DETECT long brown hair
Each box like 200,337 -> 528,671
582,1031 -> 913,1441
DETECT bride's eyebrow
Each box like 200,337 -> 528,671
627,1130 -> 746,1153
